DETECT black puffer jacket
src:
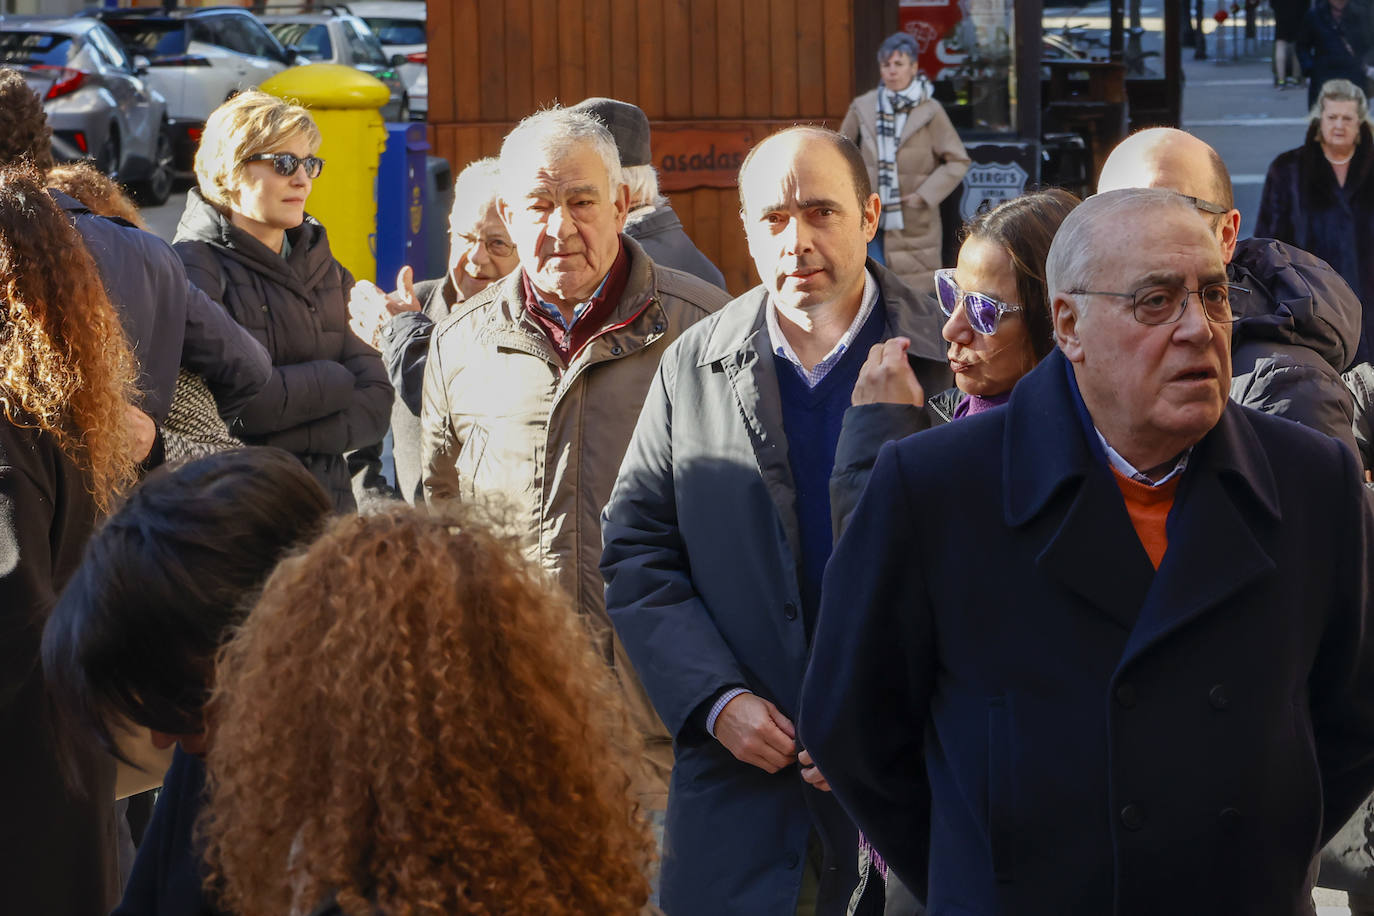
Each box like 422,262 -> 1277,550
1228,237 -> 1360,458
173,189 -> 392,511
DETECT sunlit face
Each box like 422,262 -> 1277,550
943,236 -> 1037,397
880,50 -> 920,92
228,134 -> 314,238
1320,99 -> 1360,151
740,133 -> 880,314
449,200 -> 519,300
498,142 -> 629,309
1058,207 -> 1232,465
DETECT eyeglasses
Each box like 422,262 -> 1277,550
1177,194 -> 1230,216
1067,281 -> 1249,325
242,152 -> 325,179
455,232 -> 515,258
935,268 -> 1024,335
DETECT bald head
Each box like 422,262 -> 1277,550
738,126 -> 871,212
1097,128 -> 1239,262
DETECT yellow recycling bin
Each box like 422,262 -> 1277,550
260,64 -> 389,284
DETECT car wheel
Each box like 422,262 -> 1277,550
96,126 -> 121,180
133,128 -> 175,207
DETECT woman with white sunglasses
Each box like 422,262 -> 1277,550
834,187 -> 1079,915
174,91 -> 391,512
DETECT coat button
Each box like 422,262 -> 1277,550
1219,806 -> 1241,825
1208,684 -> 1230,709
652,322 -> 664,333
610,345 -> 623,356
783,602 -> 798,620
1114,684 -> 1137,708
1120,803 -> 1145,830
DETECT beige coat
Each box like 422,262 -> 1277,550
419,236 -> 730,808
840,89 -> 971,293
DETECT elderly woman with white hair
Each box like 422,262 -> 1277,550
173,90 -> 392,512
840,31 -> 970,294
1257,78 -> 1374,364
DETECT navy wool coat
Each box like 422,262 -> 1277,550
799,350 -> 1374,916
602,263 -> 951,916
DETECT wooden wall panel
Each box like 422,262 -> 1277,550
428,0 -> 856,295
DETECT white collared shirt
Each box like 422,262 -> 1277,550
765,269 -> 879,388
1095,430 -> 1191,487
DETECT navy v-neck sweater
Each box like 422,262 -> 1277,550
774,299 -> 886,631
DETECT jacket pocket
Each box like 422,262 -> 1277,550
987,696 -> 1012,881
455,424 -> 489,500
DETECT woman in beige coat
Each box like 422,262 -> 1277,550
841,32 -> 971,294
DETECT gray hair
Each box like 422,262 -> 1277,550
1309,78 -> 1372,126
498,106 -> 626,204
449,157 -> 502,230
1046,188 -> 1201,298
624,163 -> 665,209
876,32 -> 919,66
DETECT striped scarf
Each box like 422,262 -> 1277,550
874,75 -> 931,232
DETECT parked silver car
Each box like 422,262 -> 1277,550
264,10 -> 408,121
347,1 -> 425,120
1,17 -> 174,204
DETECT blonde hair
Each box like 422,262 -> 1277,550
193,90 -> 321,211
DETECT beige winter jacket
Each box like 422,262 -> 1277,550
840,89 -> 971,293
419,236 -> 730,808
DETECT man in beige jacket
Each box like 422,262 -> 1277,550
419,107 -> 730,820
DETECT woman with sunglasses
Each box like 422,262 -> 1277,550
174,91 -> 391,512
834,188 -> 1078,915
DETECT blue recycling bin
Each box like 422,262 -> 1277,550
375,122 -> 428,286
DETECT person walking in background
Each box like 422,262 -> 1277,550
1297,0 -> 1371,106
840,32 -> 969,294
419,107 -> 729,835
42,448 -> 333,916
175,90 -> 392,512
348,158 -> 518,503
1257,79 -> 1374,363
0,166 -> 143,915
1275,0 -> 1313,87
602,126 -> 949,916
571,96 -> 729,290
200,505 -> 655,916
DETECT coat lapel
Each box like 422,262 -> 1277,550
1119,406 -> 1280,665
698,291 -> 802,559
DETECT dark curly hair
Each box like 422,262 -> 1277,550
201,504 -> 654,916
0,165 -> 138,511
0,68 -> 55,172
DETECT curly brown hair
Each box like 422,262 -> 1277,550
0,68 -> 54,172
0,166 -> 138,511
47,160 -> 146,228
202,504 -> 654,916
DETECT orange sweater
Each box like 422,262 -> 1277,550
1111,468 -> 1179,569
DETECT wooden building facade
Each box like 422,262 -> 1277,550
427,0 -> 893,294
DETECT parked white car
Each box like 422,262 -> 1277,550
347,1 -> 425,119
92,7 -> 298,170
264,10 -> 408,122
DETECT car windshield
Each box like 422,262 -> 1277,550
360,17 -> 424,45
0,31 -> 75,67
101,20 -> 189,57
268,22 -> 332,60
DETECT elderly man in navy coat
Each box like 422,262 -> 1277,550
800,187 -> 1374,915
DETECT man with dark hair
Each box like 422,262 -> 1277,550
602,125 -> 949,915
1098,127 -> 1361,458
801,188 -> 1374,914
0,68 -> 272,454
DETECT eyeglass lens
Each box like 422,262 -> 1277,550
1134,283 -> 1233,324
936,271 -> 1000,335
271,153 -> 324,179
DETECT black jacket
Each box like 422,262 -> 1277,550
1228,237 -> 1361,457
56,191 -> 272,423
625,204 -> 728,290
1255,122 -> 1374,362
1296,2 -> 1370,105
173,189 -> 392,512
380,275 -> 454,503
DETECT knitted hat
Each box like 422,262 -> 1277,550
570,97 -> 651,167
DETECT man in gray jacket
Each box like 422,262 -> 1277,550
601,126 -> 949,916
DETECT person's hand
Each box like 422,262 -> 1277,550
852,337 -> 926,407
124,404 -> 157,462
1365,469 -> 1372,483
798,749 -> 831,791
347,279 -> 392,348
714,693 -> 798,774
384,265 -> 420,316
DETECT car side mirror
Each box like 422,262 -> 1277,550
133,54 -> 151,74
389,53 -> 407,68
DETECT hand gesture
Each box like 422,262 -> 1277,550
852,337 -> 926,407
347,279 -> 392,349
124,404 -> 157,462
798,749 -> 831,791
714,693 -> 798,773
384,265 -> 420,316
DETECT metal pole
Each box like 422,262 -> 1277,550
1195,0 -> 1209,58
